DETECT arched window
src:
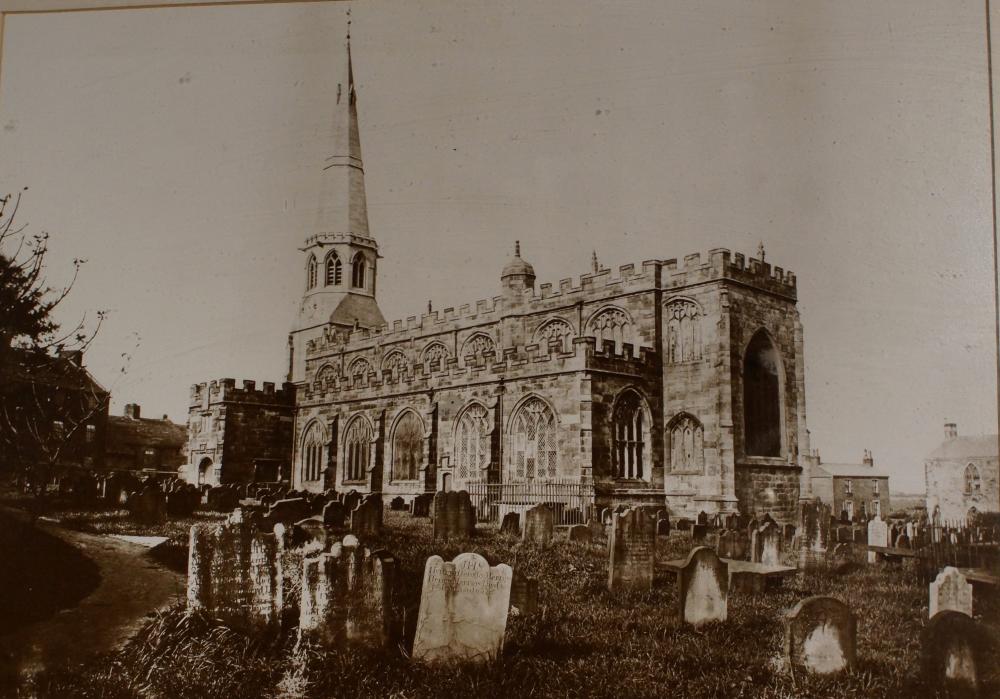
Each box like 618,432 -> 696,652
587,307 -> 633,353
343,417 -> 372,482
665,299 -> 703,363
352,253 -> 366,289
197,457 -> 213,486
668,413 -> 705,472
325,252 -> 342,286
534,318 -> 574,353
422,343 -> 449,372
307,254 -> 318,289
315,364 -> 336,389
965,464 -> 982,495
348,357 -> 372,381
391,411 -> 423,481
612,390 -> 649,480
301,422 -> 325,483
508,397 -> 558,482
461,334 -> 496,362
743,330 -> 781,457
382,351 -> 409,382
455,403 -> 490,483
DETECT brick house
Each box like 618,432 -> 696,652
925,422 -> 998,523
104,403 -> 187,474
810,450 -> 891,521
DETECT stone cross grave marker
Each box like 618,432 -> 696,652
411,553 -> 513,663
677,546 -> 728,627
929,567 -> 973,618
523,504 -> 554,546
922,610 -> 984,692
607,507 -> 656,593
867,515 -> 888,563
784,596 -> 856,675
433,490 -> 475,541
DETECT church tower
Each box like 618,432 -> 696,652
289,12 -> 385,382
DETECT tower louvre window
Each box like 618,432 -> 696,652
325,253 -> 342,286
352,254 -> 366,289
307,255 -> 318,289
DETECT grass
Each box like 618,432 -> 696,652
14,510 -> 1000,698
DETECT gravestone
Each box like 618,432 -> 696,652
567,524 -> 592,544
390,496 -> 406,511
691,524 -> 711,545
342,490 -> 362,513
894,532 -> 910,549
411,553 -> 513,663
678,546 -> 728,627
696,511 -> 709,526
675,518 -> 692,532
836,526 -> 852,543
831,543 -> 855,572
607,507 -> 656,593
929,567 -> 973,618
350,494 -> 383,537
922,610 -> 984,692
753,522 -> 782,565
433,490 -> 476,541
797,500 -> 831,568
523,504 -> 554,546
323,500 -> 347,528
128,486 -> 167,525
782,523 -> 796,543
410,493 -> 434,517
510,575 -> 539,616
166,488 -> 198,518
500,512 -> 520,537
784,596 -> 856,675
267,498 -> 311,530
867,516 -> 889,563
718,529 -> 749,560
656,518 -> 671,537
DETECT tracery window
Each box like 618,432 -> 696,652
965,464 -> 982,495
391,411 -> 423,481
307,254 -> 318,289
669,414 -> 705,472
534,318 -> 574,353
462,334 -> 496,362
665,299 -> 703,363
348,357 -> 372,381
301,422 -> 325,482
508,398 -> 558,481
455,403 -> 490,482
382,351 -> 409,382
352,253 -> 366,289
325,252 -> 342,286
422,343 -> 450,372
344,417 -> 372,482
315,364 -> 336,389
587,308 -> 633,353
612,390 -> 648,480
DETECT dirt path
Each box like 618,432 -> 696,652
0,516 -> 185,678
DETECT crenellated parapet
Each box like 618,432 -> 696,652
190,378 -> 297,408
662,248 -> 796,298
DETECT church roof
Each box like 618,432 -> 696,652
501,241 -> 535,279
927,435 -> 998,460
328,293 -> 386,329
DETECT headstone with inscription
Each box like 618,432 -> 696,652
929,567 -> 973,618
523,504 -> 554,546
784,596 -> 856,675
411,553 -> 513,663
433,490 -> 476,541
607,507 -> 656,593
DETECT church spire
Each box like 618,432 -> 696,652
314,7 -> 370,240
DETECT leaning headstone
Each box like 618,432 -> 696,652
500,512 -> 520,537
929,567 -> 973,618
678,546 -> 728,627
410,493 -> 434,517
509,575 -> 539,616
867,516 -> 889,563
797,500 -> 831,569
411,553 -> 513,663
607,507 -> 656,593
522,504 -> 554,546
922,610 -> 984,692
433,490 -> 475,541
350,494 -> 383,537
567,524 -> 592,544
784,596 -> 856,675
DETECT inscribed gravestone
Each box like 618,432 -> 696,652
500,511 -> 520,536
411,553 -> 513,663
922,610 -> 984,691
867,516 -> 888,563
929,567 -> 973,618
523,504 -> 554,546
433,490 -> 475,541
567,524 -> 592,544
784,596 -> 856,675
607,507 -> 656,593
678,546 -> 728,626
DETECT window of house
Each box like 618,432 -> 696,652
508,398 -> 557,481
325,252 -> 342,286
391,411 -> 423,481
612,390 -> 648,480
344,417 -> 372,482
845,500 -> 854,520
86,424 -> 96,443
872,499 -> 881,517
873,479 -> 879,495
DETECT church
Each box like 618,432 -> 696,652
282,26 -> 814,523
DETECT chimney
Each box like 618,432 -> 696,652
863,449 -> 873,466
124,404 -> 141,420
944,422 -> 958,440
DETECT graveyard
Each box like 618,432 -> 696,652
5,487 -> 998,698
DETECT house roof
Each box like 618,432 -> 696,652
105,414 -> 187,456
927,435 -> 998,460
811,463 -> 890,479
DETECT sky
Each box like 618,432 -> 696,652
0,0 -> 996,492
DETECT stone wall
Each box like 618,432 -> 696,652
926,455 -> 999,522
735,464 -> 801,523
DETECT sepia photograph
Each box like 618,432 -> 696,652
0,0 -> 997,696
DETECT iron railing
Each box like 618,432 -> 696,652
462,480 -> 594,526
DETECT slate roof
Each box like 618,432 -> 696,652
812,462 -> 891,479
105,414 -> 187,456
328,293 -> 386,329
926,435 -> 998,461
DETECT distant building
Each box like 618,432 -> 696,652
104,403 -> 187,473
184,379 -> 295,487
925,422 -> 998,523
810,450 -> 891,521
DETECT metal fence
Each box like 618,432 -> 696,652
463,480 -> 594,526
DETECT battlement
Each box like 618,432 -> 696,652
662,248 -> 796,296
190,378 -> 296,408
303,232 -> 378,250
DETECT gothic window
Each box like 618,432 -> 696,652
612,390 -> 649,480
665,299 -> 703,363
587,307 -> 633,353
508,397 -> 558,482
669,413 -> 704,472
462,334 -> 496,362
965,464 -> 982,495
391,411 -> 423,481
315,364 -> 336,389
343,416 -> 372,482
382,351 -> 409,382
301,422 -> 325,483
348,357 -> 372,381
422,342 -> 450,372
534,318 -> 574,353
307,254 -> 317,289
352,253 -> 366,289
455,403 -> 490,483
325,252 -> 342,286
743,330 -> 781,457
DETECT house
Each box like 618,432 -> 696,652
810,449 -> 891,521
925,422 -> 998,523
104,403 -> 187,474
